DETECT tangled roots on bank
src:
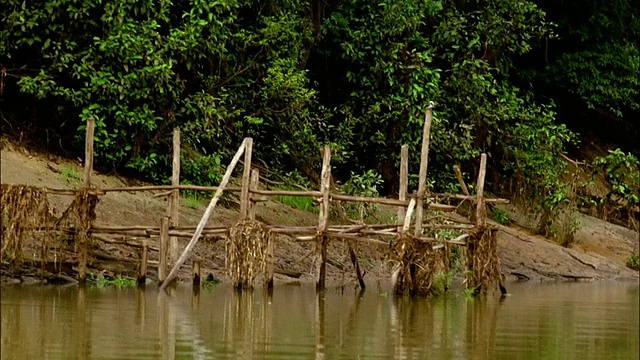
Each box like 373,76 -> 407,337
226,220 -> 271,289
1,185 -> 54,264
464,225 -> 501,294
389,234 -> 447,296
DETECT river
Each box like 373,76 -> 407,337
1,281 -> 638,359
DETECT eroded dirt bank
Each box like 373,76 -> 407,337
1,141 -> 638,286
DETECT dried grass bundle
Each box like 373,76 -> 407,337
56,189 -> 99,266
1,184 -> 53,264
390,234 -> 446,296
464,225 -> 501,294
226,220 -> 271,289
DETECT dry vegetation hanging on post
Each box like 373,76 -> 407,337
1,184 -> 54,264
225,220 -> 271,289
464,225 -> 501,294
390,234 -> 447,296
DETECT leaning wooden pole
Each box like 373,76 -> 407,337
160,138 -> 249,291
316,146 -> 331,291
397,145 -> 409,233
79,117 -> 95,283
414,105 -> 433,236
168,128 -> 181,275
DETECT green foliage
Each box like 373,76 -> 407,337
59,164 -> 80,186
274,171 -> 317,213
87,272 -> 136,288
431,271 -> 451,295
593,149 -> 640,219
3,0 -> 624,233
339,170 -> 383,221
182,191 -> 201,210
626,254 -> 640,271
491,207 -> 511,225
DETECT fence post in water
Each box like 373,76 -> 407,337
316,146 -> 331,290
192,259 -> 201,293
158,217 -> 170,284
168,129 -> 181,273
398,145 -> 409,234
240,138 -> 254,220
138,240 -> 149,286
79,117 -> 95,283
414,105 -> 433,237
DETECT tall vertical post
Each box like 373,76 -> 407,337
83,118 -> 95,188
398,145 -> 409,233
79,117 -> 95,283
240,138 -> 254,220
249,169 -> 259,221
475,153 -> 487,228
158,217 -> 170,284
414,106 -> 433,237
169,129 -> 180,274
316,146 -> 331,290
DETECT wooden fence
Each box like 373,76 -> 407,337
2,106 -> 509,294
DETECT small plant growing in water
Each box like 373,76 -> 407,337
87,272 -> 137,288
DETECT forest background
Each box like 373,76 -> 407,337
1,0 -> 639,240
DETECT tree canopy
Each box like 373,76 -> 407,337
2,0 -> 638,231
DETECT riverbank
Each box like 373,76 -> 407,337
1,140 -> 638,286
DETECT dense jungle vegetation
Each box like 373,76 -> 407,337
1,0 -> 639,237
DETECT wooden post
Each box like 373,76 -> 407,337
192,260 -> 201,289
414,106 -> 433,236
475,154 -> 487,228
249,169 -> 259,221
168,129 -> 180,274
158,217 -> 169,284
240,138 -> 253,220
316,146 -> 331,290
160,139 -> 249,291
78,117 -> 95,283
398,145 -> 409,233
349,245 -> 366,289
266,239 -> 274,289
453,165 -> 471,196
137,241 -> 148,286
83,118 -> 95,188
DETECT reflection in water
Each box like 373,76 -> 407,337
1,282 -> 638,359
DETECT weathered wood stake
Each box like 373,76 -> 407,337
158,217 -> 169,283
83,118 -> 95,188
453,165 -> 471,196
249,169 -> 259,221
349,245 -> 366,289
398,145 -> 409,233
160,138 -> 249,291
414,106 -> 433,237
475,154 -> 487,228
316,146 -> 331,290
192,260 -> 201,289
168,129 -> 180,274
138,241 -> 148,286
240,138 -> 253,220
79,117 -> 95,283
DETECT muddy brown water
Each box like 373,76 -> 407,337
1,281 -> 638,360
